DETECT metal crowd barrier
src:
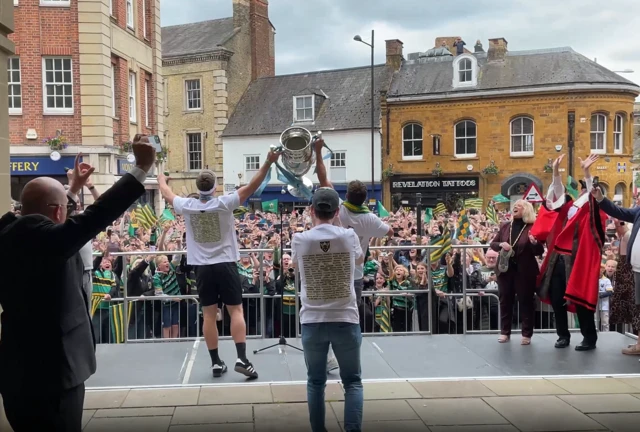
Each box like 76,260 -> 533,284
88,244 -> 622,344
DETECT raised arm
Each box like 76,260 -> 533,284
314,139 -> 332,188
42,138 -> 155,260
237,150 -> 281,203
546,154 -> 566,210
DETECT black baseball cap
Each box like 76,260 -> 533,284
312,187 -> 340,213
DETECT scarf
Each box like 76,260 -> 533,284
342,201 -> 370,213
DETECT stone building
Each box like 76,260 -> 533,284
8,0 -> 165,209
382,37 -> 640,210
162,0 -> 274,197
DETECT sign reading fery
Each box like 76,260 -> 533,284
10,156 -> 76,176
391,176 -> 479,192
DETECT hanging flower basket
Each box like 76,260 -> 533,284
118,141 -> 133,154
156,145 -> 169,163
382,164 -> 394,180
432,167 -> 443,177
482,162 -> 499,176
44,135 -> 68,151
543,163 -> 553,173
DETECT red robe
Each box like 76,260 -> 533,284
536,199 -> 574,309
554,194 -> 607,311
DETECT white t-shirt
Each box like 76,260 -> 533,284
173,192 -> 240,266
292,223 -> 363,325
599,277 -> 613,311
338,205 -> 390,280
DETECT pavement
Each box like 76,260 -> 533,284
43,377 -> 640,431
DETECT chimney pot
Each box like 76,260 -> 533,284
487,37 -> 508,61
385,39 -> 404,70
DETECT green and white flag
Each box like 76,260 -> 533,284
262,199 -> 278,213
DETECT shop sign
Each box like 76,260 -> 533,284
390,176 -> 479,192
117,159 -> 135,175
10,156 -> 76,176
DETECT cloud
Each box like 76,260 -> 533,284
160,0 -> 640,88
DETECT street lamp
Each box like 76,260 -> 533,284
354,30 -> 375,203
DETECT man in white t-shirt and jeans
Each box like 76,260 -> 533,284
157,149 -> 280,380
313,139 -> 393,372
292,187 -> 364,432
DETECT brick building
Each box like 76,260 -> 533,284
8,0 -> 165,209
162,0 -> 274,197
381,37 -> 640,210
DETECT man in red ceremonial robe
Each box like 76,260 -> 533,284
535,154 -> 600,351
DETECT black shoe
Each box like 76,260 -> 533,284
234,358 -> 258,380
212,361 -> 227,378
555,338 -> 570,349
575,341 -> 596,351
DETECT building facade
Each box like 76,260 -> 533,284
382,37 -> 640,210
8,0 -> 164,209
162,0 -> 274,198
222,64 -> 392,210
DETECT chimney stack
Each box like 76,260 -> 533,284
487,37 -> 508,62
385,39 -> 404,70
232,0 -> 250,29
474,40 -> 484,53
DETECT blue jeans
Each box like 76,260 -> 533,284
301,322 -> 363,432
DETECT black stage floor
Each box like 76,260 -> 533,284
86,332 -> 640,389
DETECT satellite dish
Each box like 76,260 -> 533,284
50,151 -> 61,161
126,154 -> 136,163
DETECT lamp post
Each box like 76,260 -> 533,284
354,30 -> 375,204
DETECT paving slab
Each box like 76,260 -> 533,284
198,384 -> 273,404
409,380 -> 496,398
169,425 -> 254,432
363,381 -> 422,400
429,426 -> 520,432
549,378 -> 640,394
171,405 -> 253,425
483,395 -> 604,431
254,402 -> 340,432
83,415 -> 173,432
616,377 -> 640,391
121,388 -> 200,408
407,398 -> 509,426
589,413 -> 640,432
559,394 -> 640,413
480,378 -> 569,396
332,399 -> 419,422
93,407 -> 175,418
82,410 -> 95,429
84,391 -> 130,410
271,383 -> 344,402
353,420 -> 429,431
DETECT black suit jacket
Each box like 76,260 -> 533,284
0,173 -> 145,392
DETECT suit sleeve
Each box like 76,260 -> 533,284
598,197 -> 639,224
38,172 -> 146,260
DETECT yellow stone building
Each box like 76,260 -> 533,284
162,0 -> 274,197
382,38 -> 640,210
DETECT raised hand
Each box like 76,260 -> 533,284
131,134 -> 156,172
591,185 -> 604,202
267,148 -> 281,164
69,153 -> 95,194
579,154 -> 599,173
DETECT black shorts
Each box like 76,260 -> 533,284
195,262 -> 243,307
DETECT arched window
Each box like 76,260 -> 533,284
402,123 -> 423,160
452,54 -> 478,88
510,117 -> 534,156
614,114 -> 624,154
454,120 -> 477,158
590,113 -> 607,154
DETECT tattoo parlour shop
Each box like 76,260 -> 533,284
389,175 -> 480,211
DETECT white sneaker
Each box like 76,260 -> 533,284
326,355 -> 339,373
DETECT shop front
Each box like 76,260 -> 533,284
389,175 -> 480,211
10,155 -> 76,201
243,183 -> 383,213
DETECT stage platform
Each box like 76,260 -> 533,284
87,332 -> 640,389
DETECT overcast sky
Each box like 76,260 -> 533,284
161,0 -> 639,88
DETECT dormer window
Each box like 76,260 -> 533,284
294,95 -> 314,122
452,54 -> 478,88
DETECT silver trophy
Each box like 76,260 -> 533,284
270,126 -> 323,199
